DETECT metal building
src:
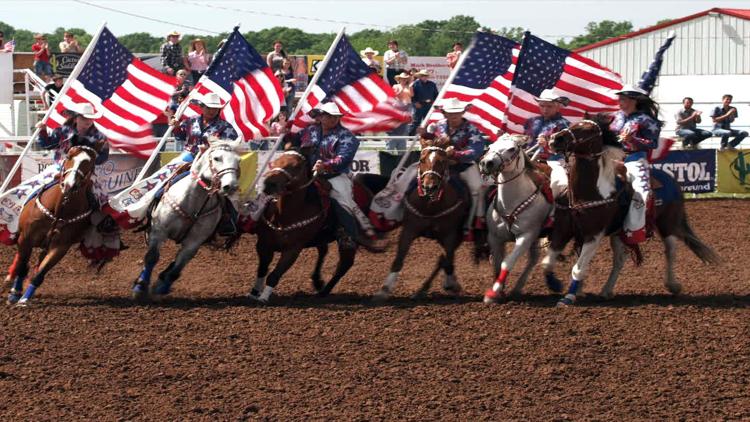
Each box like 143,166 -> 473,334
575,8 -> 750,136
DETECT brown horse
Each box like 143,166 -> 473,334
6,145 -> 103,306
543,118 -> 719,306
248,149 -> 360,303
373,135 -> 471,301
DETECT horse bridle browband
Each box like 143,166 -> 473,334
557,120 -> 604,160
264,150 -> 316,193
192,144 -> 240,193
59,145 -> 99,193
417,146 -> 449,199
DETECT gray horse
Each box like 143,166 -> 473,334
478,134 -> 560,303
132,142 -> 241,300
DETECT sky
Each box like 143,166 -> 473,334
2,0 -> 747,43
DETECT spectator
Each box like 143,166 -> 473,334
446,42 -> 462,69
281,59 -> 296,111
0,31 -> 11,53
266,40 -> 287,72
274,70 -> 293,112
360,47 -> 381,73
410,69 -> 438,134
160,30 -> 187,76
58,31 -> 83,54
188,39 -> 211,83
712,94 -> 748,151
383,40 -> 408,86
675,97 -> 711,149
32,34 -> 53,80
44,74 -> 64,107
270,111 -> 289,137
170,69 -> 192,111
386,72 -> 414,152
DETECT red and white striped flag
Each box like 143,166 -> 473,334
46,27 -> 174,158
291,34 -> 410,133
182,27 -> 283,140
428,32 -> 519,140
504,33 -> 623,134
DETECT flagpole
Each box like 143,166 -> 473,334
0,21 -> 108,195
386,31 -> 477,185
246,26 -> 347,196
132,97 -> 191,184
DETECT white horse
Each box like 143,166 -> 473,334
478,134 -> 561,303
132,142 -> 241,300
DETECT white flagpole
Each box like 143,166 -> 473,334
132,97 -> 191,184
386,32 -> 477,185
0,22 -> 108,195
246,26 -> 347,196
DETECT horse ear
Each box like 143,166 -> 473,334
281,132 -> 300,151
597,112 -> 615,126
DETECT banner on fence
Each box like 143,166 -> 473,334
255,150 -> 379,176
407,56 -> 451,89
717,149 -> 750,193
651,149 -> 715,193
53,53 -> 82,76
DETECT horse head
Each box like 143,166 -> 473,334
417,134 -> 451,199
193,139 -> 241,196
479,134 -> 527,179
263,150 -> 310,196
60,145 -> 99,194
549,119 -> 604,158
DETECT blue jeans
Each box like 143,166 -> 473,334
713,128 -> 748,148
34,61 -> 53,77
250,140 -> 268,151
676,128 -> 712,146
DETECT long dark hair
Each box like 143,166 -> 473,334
634,95 -> 663,128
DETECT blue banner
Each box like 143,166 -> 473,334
651,149 -> 715,193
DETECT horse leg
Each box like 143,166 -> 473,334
319,241 -> 356,297
373,229 -> 418,302
5,252 -> 20,287
485,233 -> 537,303
511,239 -> 541,298
254,248 -> 303,303
132,230 -> 166,301
557,233 -> 605,307
249,241 -> 274,299
663,235 -> 682,295
440,234 -> 462,295
311,243 -> 329,293
411,256 -> 444,300
18,243 -> 72,306
600,235 -> 627,299
7,241 -> 33,305
152,238 -> 202,299
541,229 -> 571,294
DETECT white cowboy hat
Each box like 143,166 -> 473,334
360,47 -> 379,56
534,89 -> 569,105
439,97 -> 470,113
614,84 -> 648,98
199,92 -> 224,109
67,102 -> 101,119
317,102 -> 343,116
394,72 -> 411,80
167,30 -> 181,37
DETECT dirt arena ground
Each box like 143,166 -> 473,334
0,199 -> 748,420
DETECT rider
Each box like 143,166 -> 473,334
299,102 -> 386,253
425,97 -> 486,236
524,89 -> 570,198
610,84 -> 661,245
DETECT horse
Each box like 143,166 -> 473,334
6,145 -> 103,306
248,149 -> 360,303
478,134 -> 561,303
544,118 -> 719,306
131,142 -> 241,301
373,135 -> 470,301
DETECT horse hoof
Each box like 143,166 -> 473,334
311,278 -> 325,293
483,288 -> 505,304
247,293 -> 268,305
132,281 -> 150,302
598,290 -> 615,300
410,290 -> 428,300
442,284 -> 462,296
556,294 -> 576,307
545,273 -> 563,293
372,290 -> 390,303
16,297 -> 30,307
666,283 -> 682,296
7,290 -> 21,305
152,280 -> 172,297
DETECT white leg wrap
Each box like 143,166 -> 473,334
259,285 -> 274,301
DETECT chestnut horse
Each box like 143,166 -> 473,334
373,136 -> 470,301
6,145 -> 102,306
248,149 -> 359,303
544,118 -> 719,306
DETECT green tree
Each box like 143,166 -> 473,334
557,20 -> 633,50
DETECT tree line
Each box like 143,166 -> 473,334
0,15 -> 644,57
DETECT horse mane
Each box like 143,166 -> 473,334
599,145 -> 626,182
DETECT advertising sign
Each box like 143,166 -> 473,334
650,149 -> 715,193
53,53 -> 81,76
717,149 -> 750,193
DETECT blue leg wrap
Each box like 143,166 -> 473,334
12,275 -> 24,293
545,273 -> 562,293
139,264 -> 155,284
567,279 -> 581,295
21,284 -> 37,301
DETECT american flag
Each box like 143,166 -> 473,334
429,32 -> 519,140
46,27 -> 174,158
2,39 -> 14,53
291,34 -> 410,133
183,27 -> 282,140
504,33 -> 623,133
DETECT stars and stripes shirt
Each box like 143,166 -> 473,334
429,119 -> 485,168
38,124 -> 109,165
609,111 -> 660,160
174,115 -> 238,155
299,123 -> 359,174
524,114 -> 569,159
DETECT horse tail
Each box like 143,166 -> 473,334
677,213 -> 720,265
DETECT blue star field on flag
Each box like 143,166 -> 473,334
204,27 -> 268,94
77,28 -> 133,100
513,34 -> 568,96
316,34 -> 373,101
453,32 -> 516,89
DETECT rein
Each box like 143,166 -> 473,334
417,146 -> 447,200
261,151 -> 323,232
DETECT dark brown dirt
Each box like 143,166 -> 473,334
0,199 -> 748,421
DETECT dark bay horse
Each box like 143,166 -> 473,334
248,149 -> 360,303
373,136 -> 471,301
6,145 -> 103,306
544,118 -> 719,306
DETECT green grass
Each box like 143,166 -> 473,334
686,192 -> 750,200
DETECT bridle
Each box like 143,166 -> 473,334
192,144 -> 241,194
417,146 -> 448,200
264,151 -> 316,194
554,120 -> 604,162
59,145 -> 98,195
484,145 -> 523,185
260,151 -> 323,232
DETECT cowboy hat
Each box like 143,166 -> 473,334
415,69 -> 431,77
438,97 -> 470,113
167,30 -> 181,37
317,102 -> 343,116
360,47 -> 379,56
534,89 -> 570,106
199,92 -> 224,109
615,84 -> 648,98
33,33 -> 45,39
394,72 -> 411,80
67,102 -> 102,119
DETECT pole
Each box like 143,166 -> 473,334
23,73 -> 30,136
247,26 -> 347,196
387,32 -> 477,185
0,21 -> 108,195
